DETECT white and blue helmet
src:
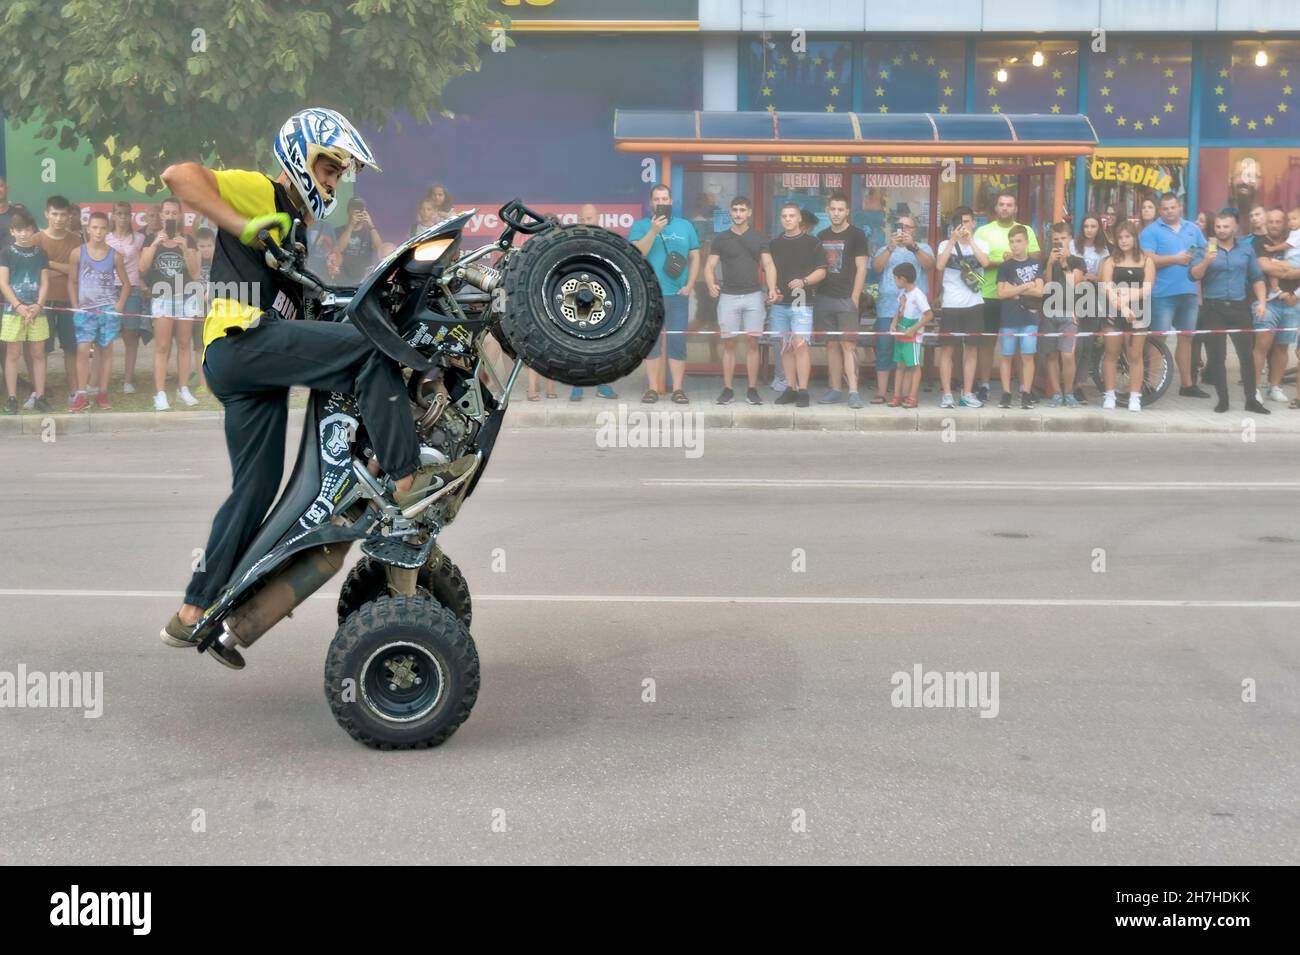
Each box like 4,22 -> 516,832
274,108 -> 380,219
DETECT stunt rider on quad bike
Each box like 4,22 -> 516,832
158,108 -> 460,662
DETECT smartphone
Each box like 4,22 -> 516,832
1207,237 -> 1218,252
653,204 -> 673,220
165,219 -> 177,239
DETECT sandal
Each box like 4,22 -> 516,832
671,389 -> 689,404
887,395 -> 902,407
527,392 -> 541,402
870,395 -> 887,404
902,396 -> 918,409
546,390 -> 558,399
641,389 -> 659,404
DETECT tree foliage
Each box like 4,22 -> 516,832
0,0 -> 504,190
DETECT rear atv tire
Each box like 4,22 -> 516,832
336,554 -> 472,628
325,595 -> 479,749
498,224 -> 663,386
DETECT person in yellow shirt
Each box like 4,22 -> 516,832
158,108 -> 431,653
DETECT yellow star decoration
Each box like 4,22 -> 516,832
1284,85 -> 1293,95
778,56 -> 788,66
1104,69 -> 1115,79
1218,103 -> 1228,112
1281,104 -> 1290,113
938,104 -> 948,113
1133,120 -> 1144,130
1051,104 -> 1061,113
1168,85 -> 1178,95
927,56 -> 936,66
825,104 -> 835,112
879,105 -> 889,113
1056,87 -> 1065,96
991,104 -> 1001,113
1100,86 -> 1110,97
1231,115 -> 1240,125
1219,68 -> 1229,78
1212,61 -> 1292,134
761,86 -> 772,96
1052,69 -> 1062,79
879,69 -> 889,79
1164,102 -> 1174,112
825,70 -> 834,79
1247,119 -> 1257,129
1165,68 -> 1174,78
829,86 -> 840,97
1116,116 -> 1126,126
813,55 -> 824,66
766,70 -> 775,79
1265,115 -> 1275,125
1281,67 -> 1290,78
1150,116 -> 1160,126
987,86 -> 997,97
892,56 -> 902,65
1104,104 -> 1114,114
875,86 -> 885,97
939,69 -> 949,79
766,104 -> 775,113
1215,85 -> 1224,95
943,86 -> 953,97
1118,55 -> 1127,65
910,52 -> 919,61
1135,51 -> 1145,61
1152,55 -> 1162,64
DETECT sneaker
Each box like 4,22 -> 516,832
22,392 -> 36,411
177,386 -> 200,407
69,392 -> 90,413
1179,385 -> 1211,398
1046,393 -> 1064,408
393,453 -> 477,508
1020,391 -> 1033,410
569,387 -> 584,402
159,612 -> 201,648
1102,391 -> 1117,410
959,393 -> 983,408
977,383 -> 991,404
775,388 -> 798,405
817,389 -> 846,404
771,377 -> 788,393
2,396 -> 16,415
596,384 -> 618,399
939,393 -> 955,409
1268,385 -> 1288,402
122,381 -> 136,394
1064,394 -> 1083,408
795,389 -> 810,408
95,392 -> 112,411
33,396 -> 51,413
1245,398 -> 1272,415
1128,392 -> 1142,412
999,392 -> 1012,409
847,391 -> 864,409
716,386 -> 734,405
746,387 -> 763,405
154,391 -> 170,411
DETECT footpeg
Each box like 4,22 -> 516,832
361,534 -> 435,569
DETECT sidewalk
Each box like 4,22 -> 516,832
6,372 -> 1300,436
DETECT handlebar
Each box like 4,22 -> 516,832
258,226 -> 327,294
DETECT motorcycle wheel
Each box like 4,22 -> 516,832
325,596 -> 479,750
498,224 -> 663,386
336,554 -> 472,628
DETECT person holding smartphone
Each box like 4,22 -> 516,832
140,197 -> 200,410
629,183 -> 699,404
331,197 -> 384,286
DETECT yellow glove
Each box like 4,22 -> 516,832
240,213 -> 291,247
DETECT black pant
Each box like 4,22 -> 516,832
1199,299 -> 1256,403
184,320 -> 421,607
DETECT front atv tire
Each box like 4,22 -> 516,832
325,596 -> 479,750
498,224 -> 663,386
336,554 -> 472,627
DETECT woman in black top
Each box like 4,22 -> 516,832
1100,221 -> 1155,411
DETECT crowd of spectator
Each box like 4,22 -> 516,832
623,182 -> 1300,414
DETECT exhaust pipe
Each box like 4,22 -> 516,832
220,542 -> 354,650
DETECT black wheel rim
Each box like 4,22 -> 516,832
359,641 -> 446,723
541,255 -> 631,341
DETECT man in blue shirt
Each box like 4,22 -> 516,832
629,183 -> 699,404
1140,192 -> 1207,397
869,213 -> 933,403
1189,209 -> 1269,414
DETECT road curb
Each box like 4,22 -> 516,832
4,403 -> 1297,437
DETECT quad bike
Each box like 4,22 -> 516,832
190,200 -> 662,748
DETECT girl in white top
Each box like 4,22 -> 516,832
1069,214 -> 1111,281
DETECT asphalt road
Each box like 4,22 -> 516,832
1,426 -> 1297,864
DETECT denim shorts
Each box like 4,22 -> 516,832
648,293 -> 689,360
768,303 -> 813,347
73,305 -> 121,348
872,314 -> 895,371
999,322 -> 1039,357
1150,293 -> 1197,334
1256,297 -> 1300,347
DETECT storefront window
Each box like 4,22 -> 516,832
1198,148 -> 1300,221
1086,39 -> 1192,142
1200,39 -> 1300,143
974,40 -> 1079,115
745,38 -> 853,112
861,39 -> 966,114
1072,153 -> 1189,227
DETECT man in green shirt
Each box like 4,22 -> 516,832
973,191 -> 1039,403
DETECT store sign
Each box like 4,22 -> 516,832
863,173 -> 930,188
781,173 -> 844,189
495,0 -> 697,20
1088,159 -> 1172,193
456,203 -> 640,238
779,155 -> 849,164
